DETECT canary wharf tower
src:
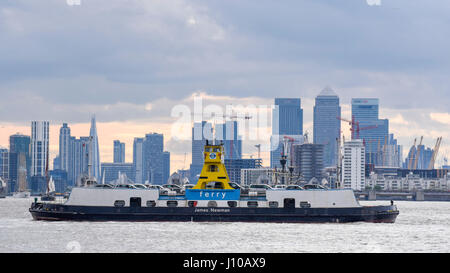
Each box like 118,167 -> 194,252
89,116 -> 101,180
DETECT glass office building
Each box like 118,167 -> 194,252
313,87 -> 341,167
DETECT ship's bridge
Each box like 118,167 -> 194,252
192,143 -> 234,190
187,143 -> 240,201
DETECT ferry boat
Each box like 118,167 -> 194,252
29,143 -> 399,223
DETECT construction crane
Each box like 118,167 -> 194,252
413,136 -> 423,170
336,115 -> 379,140
429,137 -> 443,170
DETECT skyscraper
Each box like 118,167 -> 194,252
31,121 -> 50,177
313,87 -> 341,167
69,136 -> 90,186
133,138 -> 144,184
143,133 -> 167,185
292,143 -> 325,183
352,98 -> 389,166
163,151 -> 171,184
271,98 -> 303,168
59,123 -> 71,172
9,134 -> 31,192
89,116 -> 101,180
342,139 -> 366,191
113,140 -> 126,163
190,121 -> 213,182
215,121 -> 242,160
272,98 -> 303,135
0,148 -> 9,186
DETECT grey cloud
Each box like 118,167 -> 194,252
0,0 -> 449,123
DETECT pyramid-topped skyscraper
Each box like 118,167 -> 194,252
313,86 -> 341,167
89,115 -> 101,180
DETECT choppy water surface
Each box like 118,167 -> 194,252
0,198 -> 448,253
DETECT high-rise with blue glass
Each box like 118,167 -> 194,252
271,98 -> 303,168
190,121 -> 213,183
9,134 -> 31,192
352,98 -> 389,166
31,121 -> 50,177
215,121 -> 242,160
313,87 -> 341,167
113,140 -> 126,163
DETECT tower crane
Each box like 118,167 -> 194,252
336,115 -> 378,140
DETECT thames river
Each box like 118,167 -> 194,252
0,198 -> 448,253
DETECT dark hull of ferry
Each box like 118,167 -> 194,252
30,203 -> 399,223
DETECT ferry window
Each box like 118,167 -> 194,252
167,201 -> 178,208
213,148 -> 220,152
130,197 -> 142,208
269,201 -> 279,208
146,201 -> 156,207
284,199 -> 295,209
208,201 -> 218,208
114,200 -> 125,207
300,202 -> 311,209
209,165 -> 218,172
247,201 -> 259,208
228,201 -> 237,208
205,148 -> 212,152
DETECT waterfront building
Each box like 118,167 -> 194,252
366,173 -> 450,192
313,87 -> 341,167
59,123 -> 71,172
31,121 -> 50,177
271,98 -> 303,169
241,167 -> 273,186
0,148 -> 9,190
9,134 -> 31,192
30,175 -> 46,194
133,138 -> 144,184
342,139 -> 366,191
101,163 -> 135,184
49,169 -> 68,193
292,143 -> 325,183
215,121 -> 242,160
113,140 -> 126,163
224,159 -> 262,185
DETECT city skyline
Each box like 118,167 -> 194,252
0,92 -> 448,173
0,1 -> 449,172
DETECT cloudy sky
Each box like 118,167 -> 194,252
0,0 -> 449,171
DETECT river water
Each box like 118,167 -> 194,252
0,198 -> 448,253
